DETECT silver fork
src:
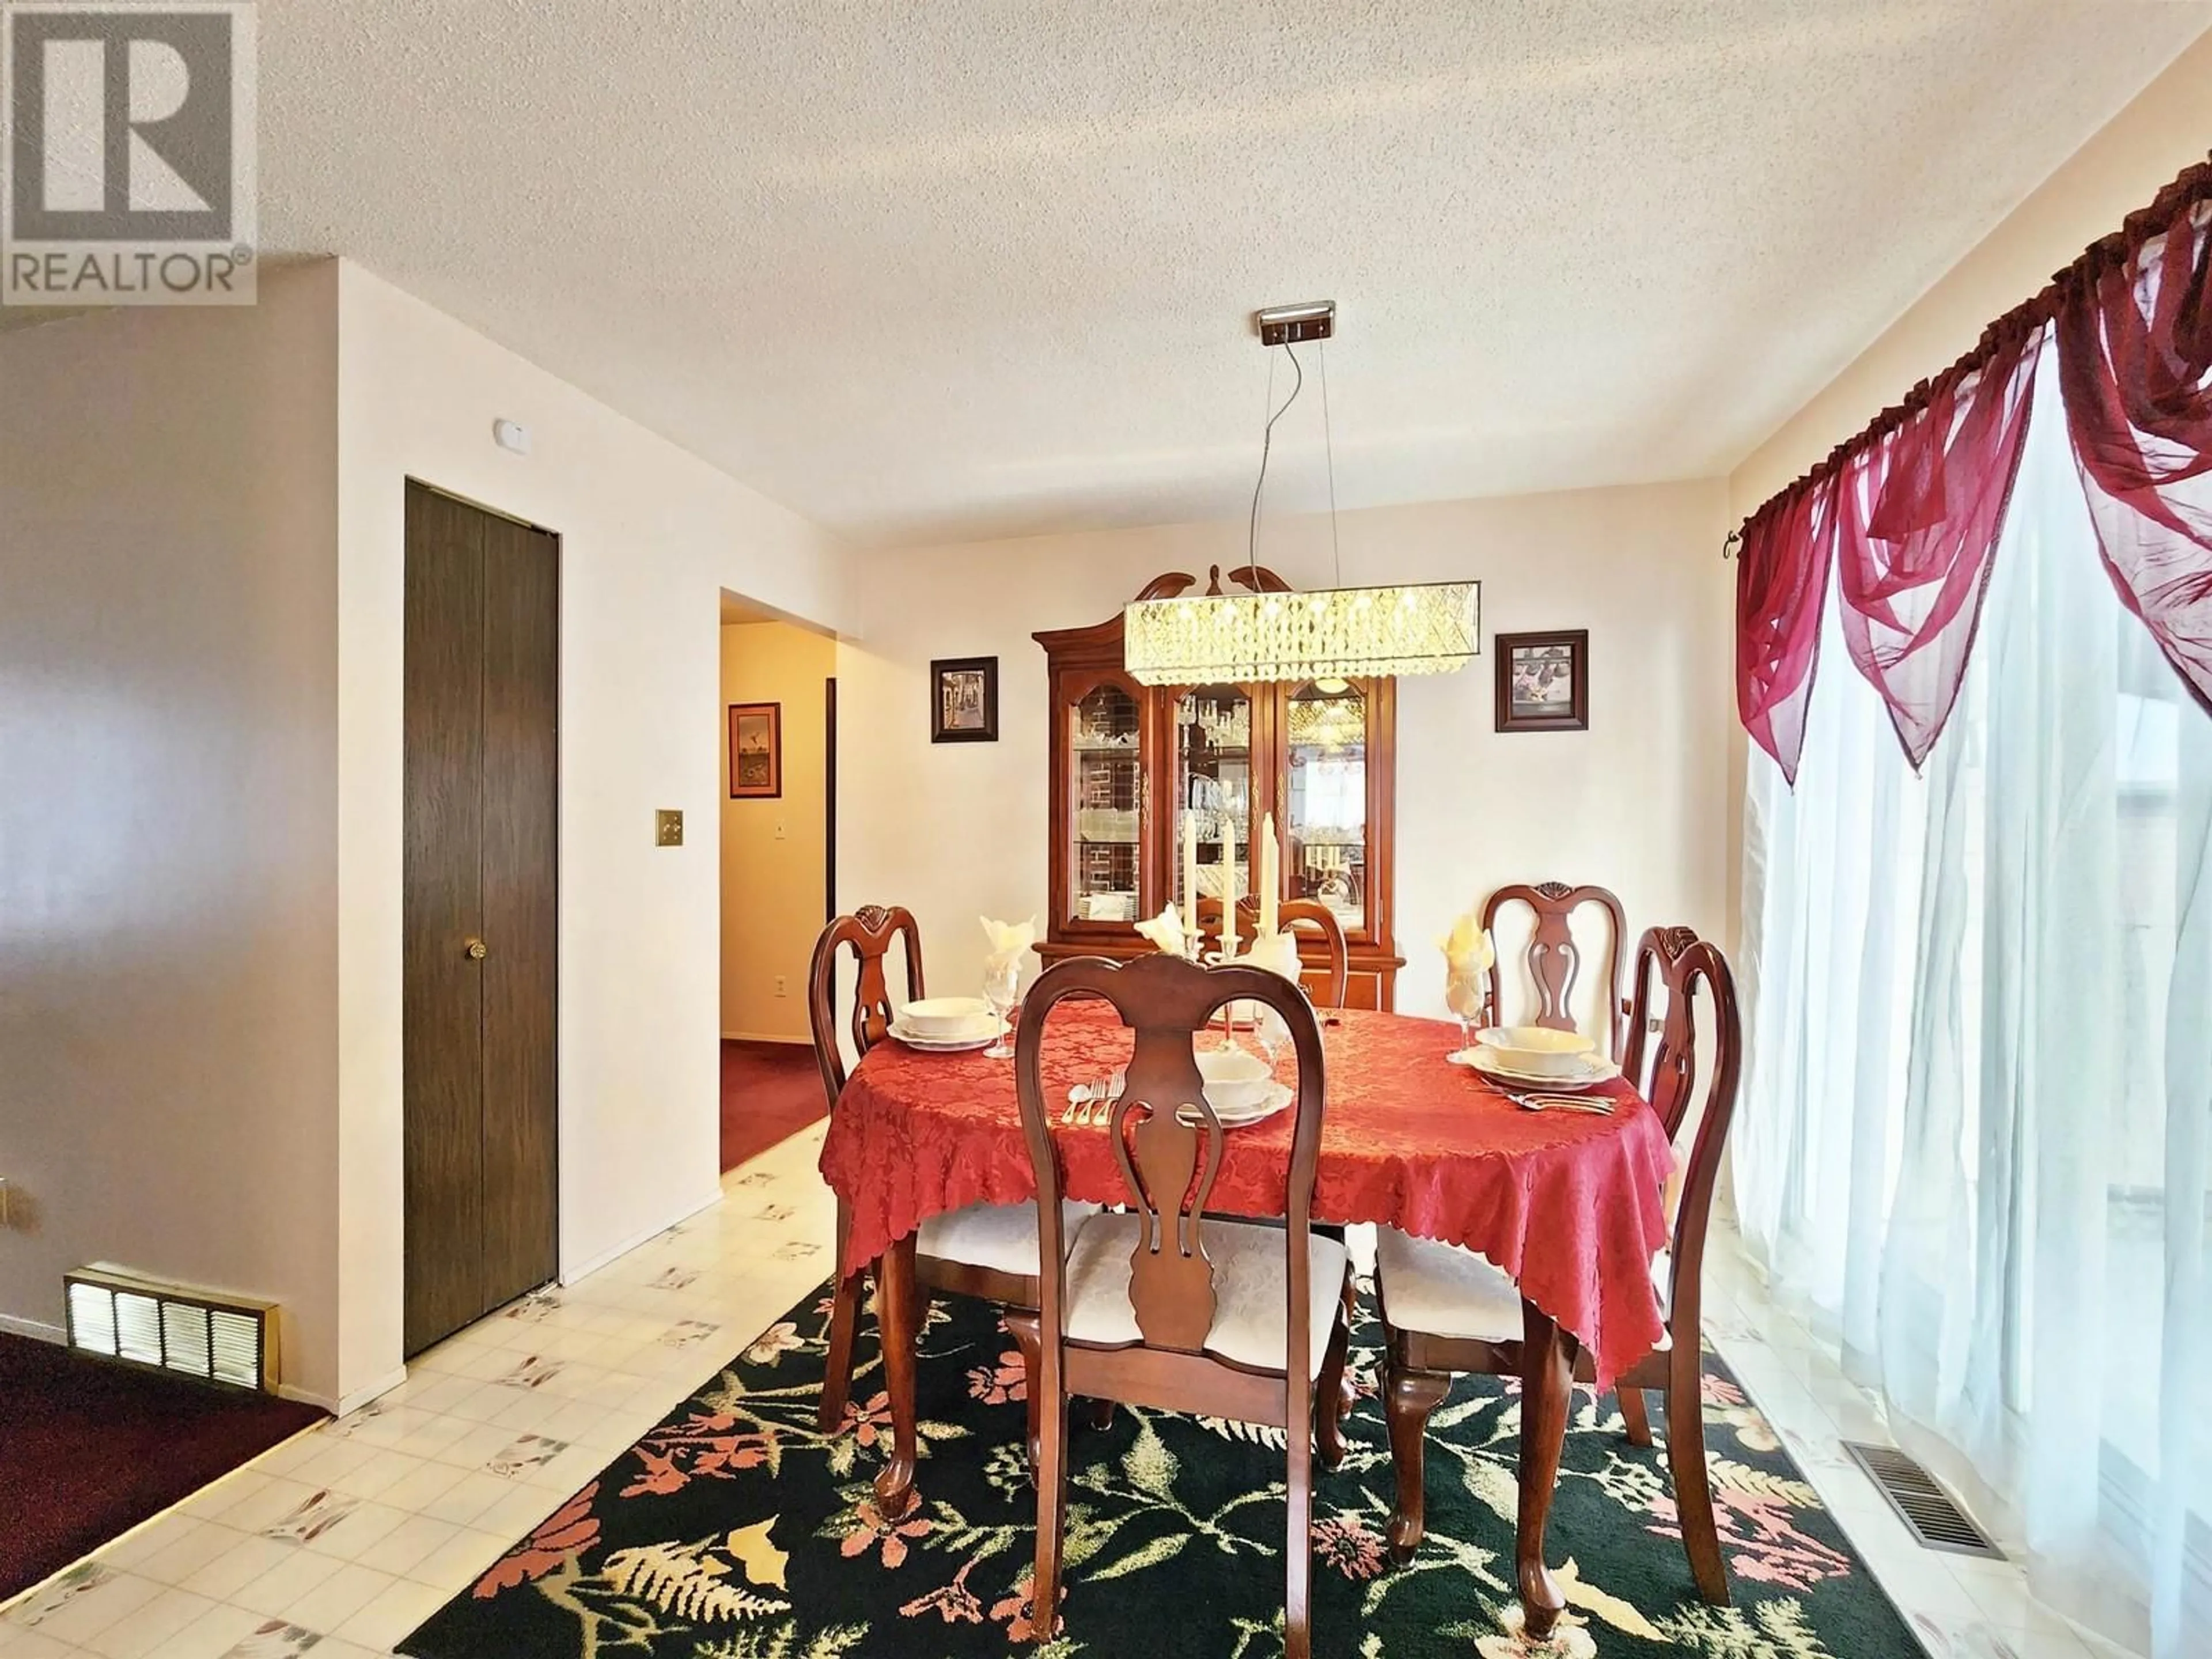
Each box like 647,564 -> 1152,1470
1505,1090 -> 1615,1116
1063,1075 -> 1117,1126
1079,1071 -> 1126,1126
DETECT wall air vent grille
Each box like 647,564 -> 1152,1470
63,1267 -> 279,1394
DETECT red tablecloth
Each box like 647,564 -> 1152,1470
818,1005 -> 1675,1389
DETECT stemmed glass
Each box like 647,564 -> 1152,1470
982,954 -> 1021,1060
1252,1001 -> 1288,1072
1444,969 -> 1485,1059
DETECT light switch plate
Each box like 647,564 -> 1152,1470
656,809 -> 684,847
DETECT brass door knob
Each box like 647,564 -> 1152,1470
465,939 -> 488,960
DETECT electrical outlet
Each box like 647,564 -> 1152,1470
656,809 -> 684,847
774,975 -> 788,998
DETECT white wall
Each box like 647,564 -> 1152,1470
335,263 -> 854,1407
836,481 -> 1731,1018
0,267 -> 343,1400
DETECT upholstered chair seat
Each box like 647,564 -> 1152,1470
1063,1213 -> 1350,1377
918,1199 -> 1099,1279
1375,1229 -> 1672,1349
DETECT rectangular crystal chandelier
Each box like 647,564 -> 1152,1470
1123,581 -> 1481,687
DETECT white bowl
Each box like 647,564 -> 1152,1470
899,997 -> 994,1038
1474,1024 -> 1596,1078
1196,1047 -> 1272,1113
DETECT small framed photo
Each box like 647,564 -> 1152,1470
728,702 -> 782,797
931,656 -> 999,744
1494,630 -> 1589,733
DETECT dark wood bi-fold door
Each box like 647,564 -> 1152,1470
403,482 -> 560,1358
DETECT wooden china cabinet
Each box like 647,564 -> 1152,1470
1033,567 -> 1405,1009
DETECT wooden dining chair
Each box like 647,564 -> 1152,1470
807,904 -> 1093,1455
1194,893 -> 1352,1007
1374,925 -> 1742,1605
1480,881 -> 1630,1058
1014,953 -> 1353,1657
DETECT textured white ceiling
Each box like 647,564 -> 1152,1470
259,1 -> 2209,547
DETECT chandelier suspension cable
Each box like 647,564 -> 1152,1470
1320,339 -> 1344,590
1246,343 -> 1303,590
1119,302 -> 1478,689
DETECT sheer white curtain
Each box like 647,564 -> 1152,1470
1737,347 -> 2212,1659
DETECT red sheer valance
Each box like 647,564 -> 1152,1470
2056,191 -> 2212,718
1832,320 -> 2041,770
1736,475 -> 1838,786
1737,153 -> 2212,781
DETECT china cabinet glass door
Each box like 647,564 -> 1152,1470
1282,679 -> 1372,938
1063,676 -> 1146,930
1172,684 -> 1257,919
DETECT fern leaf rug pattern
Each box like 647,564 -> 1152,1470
397,1281 -> 1929,1658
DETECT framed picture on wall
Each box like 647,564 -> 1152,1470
729,702 -> 783,797
931,656 -> 999,744
1494,630 -> 1589,733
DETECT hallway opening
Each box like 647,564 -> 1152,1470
718,594 -> 836,1170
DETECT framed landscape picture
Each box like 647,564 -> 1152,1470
729,702 -> 782,797
931,656 -> 999,744
1494,630 -> 1589,733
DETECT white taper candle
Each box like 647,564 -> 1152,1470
1219,815 -> 1238,960
1181,809 -> 1199,948
1259,810 -> 1279,939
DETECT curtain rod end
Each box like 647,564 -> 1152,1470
1721,530 -> 1744,561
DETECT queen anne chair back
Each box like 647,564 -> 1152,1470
1014,953 -> 1329,1362
1480,881 -> 1629,1056
1192,894 -> 1352,1007
807,904 -> 924,1109
1622,925 -> 1743,1346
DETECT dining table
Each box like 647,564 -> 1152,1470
816,999 -> 1676,1641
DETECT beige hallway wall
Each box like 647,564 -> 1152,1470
720,621 -> 835,1043
0,266 -> 344,1402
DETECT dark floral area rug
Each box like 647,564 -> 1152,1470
399,1281 -> 1926,1658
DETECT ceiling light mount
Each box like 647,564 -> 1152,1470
1254,300 -> 1335,347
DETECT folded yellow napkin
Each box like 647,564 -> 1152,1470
1438,910 -> 1495,978
979,915 -> 1036,964
1134,904 -> 1188,958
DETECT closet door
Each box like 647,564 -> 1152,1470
402,482 -> 559,1358
476,511 -> 559,1320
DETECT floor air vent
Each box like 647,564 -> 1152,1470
65,1267 -> 279,1393
1843,1441 -> 2003,1559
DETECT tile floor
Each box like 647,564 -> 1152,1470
0,1124 -> 2139,1659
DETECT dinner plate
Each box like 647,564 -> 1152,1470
888,1021 -> 998,1053
1449,1046 -> 1622,1093
1175,1080 -> 1294,1128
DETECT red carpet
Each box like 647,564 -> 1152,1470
721,1039 -> 827,1171
0,1333 -> 325,1600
